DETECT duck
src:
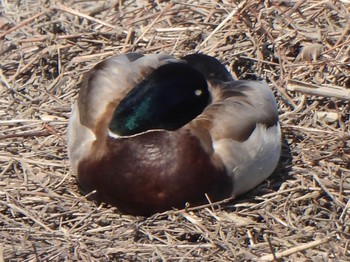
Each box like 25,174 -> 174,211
67,53 -> 281,216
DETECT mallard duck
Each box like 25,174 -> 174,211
67,53 -> 281,216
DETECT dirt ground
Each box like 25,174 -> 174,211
0,0 -> 349,261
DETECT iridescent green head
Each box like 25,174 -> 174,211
109,62 -> 210,136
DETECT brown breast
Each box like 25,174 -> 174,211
77,129 -> 232,216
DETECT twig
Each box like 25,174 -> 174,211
260,236 -> 334,261
312,173 -> 345,208
0,130 -> 50,140
4,202 -> 53,232
54,3 -> 116,29
287,80 -> 350,101
0,8 -> 53,39
199,1 -> 245,47
130,3 -> 173,49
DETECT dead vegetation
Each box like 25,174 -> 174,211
0,0 -> 349,261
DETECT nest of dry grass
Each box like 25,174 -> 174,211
1,0 -> 350,261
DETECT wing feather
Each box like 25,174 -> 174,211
194,80 -> 279,142
191,80 -> 281,195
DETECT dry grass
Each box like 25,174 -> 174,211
1,0 -> 350,261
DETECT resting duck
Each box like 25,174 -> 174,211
67,53 -> 281,216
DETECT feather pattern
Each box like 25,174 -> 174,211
67,53 -> 281,215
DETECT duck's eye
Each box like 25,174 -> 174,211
194,89 -> 203,96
